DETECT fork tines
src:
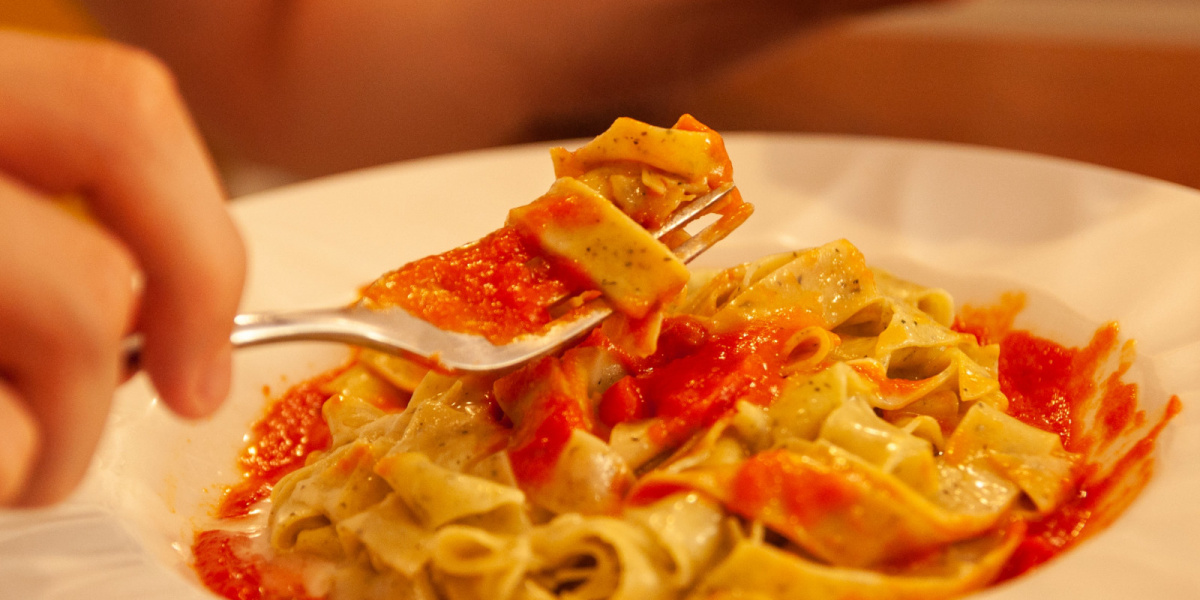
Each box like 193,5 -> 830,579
654,183 -> 752,264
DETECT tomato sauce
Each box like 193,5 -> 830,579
999,323 -> 1145,455
624,480 -> 697,506
216,371 -> 340,519
672,113 -> 736,190
598,321 -> 789,445
1065,324 -> 1144,452
583,315 -> 711,378
953,291 -> 1026,346
195,368 -> 348,600
193,530 -> 321,600
998,330 -> 1078,446
850,363 -> 939,398
729,450 -> 860,527
359,227 -> 575,344
999,395 -> 1181,581
506,390 -> 592,485
956,301 -> 1182,580
509,192 -> 604,234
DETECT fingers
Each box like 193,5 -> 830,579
0,31 -> 247,505
0,175 -> 138,505
0,380 -> 39,505
0,31 -> 246,419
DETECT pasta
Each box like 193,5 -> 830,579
192,117 -> 1181,600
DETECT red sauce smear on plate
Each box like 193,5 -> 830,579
996,323 -> 1181,578
997,394 -> 1180,580
193,530 -> 321,600
953,291 -> 1026,346
215,371 -> 341,519
195,369 -> 348,600
955,297 -> 1182,579
359,226 -> 575,344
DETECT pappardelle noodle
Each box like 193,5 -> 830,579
192,117 -> 1180,600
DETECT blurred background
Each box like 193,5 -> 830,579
3,0 -> 1198,195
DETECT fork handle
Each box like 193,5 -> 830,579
229,309 -> 370,347
121,309 -> 355,374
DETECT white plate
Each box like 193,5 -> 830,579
1,134 -> 1197,599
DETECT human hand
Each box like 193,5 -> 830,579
0,30 -> 245,506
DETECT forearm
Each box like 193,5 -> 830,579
80,0 -> 920,177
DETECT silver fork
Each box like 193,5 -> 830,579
124,183 -> 744,373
